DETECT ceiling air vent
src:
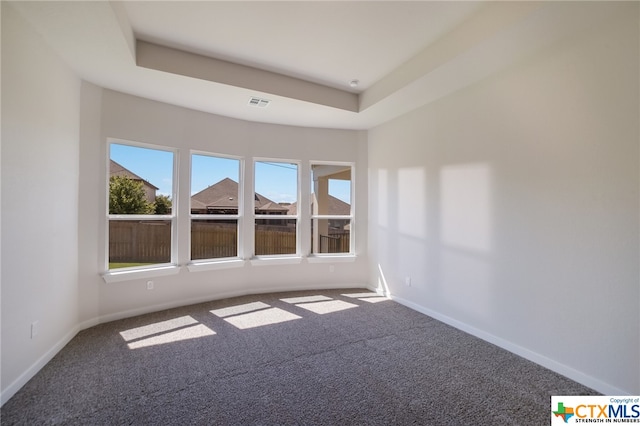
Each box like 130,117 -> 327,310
248,97 -> 270,108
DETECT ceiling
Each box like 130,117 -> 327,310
8,1 -> 625,130
124,1 -> 482,93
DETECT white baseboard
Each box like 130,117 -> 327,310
15,284 -> 610,410
90,282 -> 367,326
3,282 -> 370,407
389,293 -> 628,396
1,325 -> 80,406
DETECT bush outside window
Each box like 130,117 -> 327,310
106,145 -> 355,275
108,142 -> 175,270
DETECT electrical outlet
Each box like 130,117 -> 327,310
329,265 -> 335,273
147,281 -> 154,290
31,321 -> 39,339
405,276 -> 411,287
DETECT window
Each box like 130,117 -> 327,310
105,147 -> 355,280
108,142 -> 176,270
190,153 -> 242,261
310,163 -> 353,255
254,160 -> 299,256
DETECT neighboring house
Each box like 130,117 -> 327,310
288,195 -> 351,233
191,178 -> 351,221
286,195 -> 350,216
190,177 -> 289,215
109,160 -> 158,204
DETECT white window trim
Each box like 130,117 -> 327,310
187,259 -> 246,272
103,139 -> 179,280
250,257 -> 303,266
109,214 -> 173,221
102,264 -> 180,283
189,151 -> 244,264
306,255 -> 357,263
101,149 -> 358,282
310,161 -> 355,255
253,158 -> 301,258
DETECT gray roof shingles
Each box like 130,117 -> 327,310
109,160 -> 159,190
192,178 -> 350,214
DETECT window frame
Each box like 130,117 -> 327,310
309,161 -> 355,257
189,151 -> 244,265
253,158 -> 301,258
102,147 -> 358,282
104,139 -> 179,279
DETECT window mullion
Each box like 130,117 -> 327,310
190,152 -> 242,262
254,159 -> 299,257
310,162 -> 353,255
109,214 -> 173,221
107,140 -> 176,272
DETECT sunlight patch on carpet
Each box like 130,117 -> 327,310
120,316 -> 198,341
293,299 -> 358,314
279,295 -> 333,304
211,302 -> 301,329
342,292 -> 389,303
210,301 -> 271,318
120,316 -> 216,349
127,324 -> 216,349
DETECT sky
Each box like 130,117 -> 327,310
110,144 -> 351,204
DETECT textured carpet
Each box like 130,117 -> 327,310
1,289 -> 596,425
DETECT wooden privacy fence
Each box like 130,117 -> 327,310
255,228 -> 296,255
109,221 -> 171,263
191,222 -> 237,260
110,221 -> 350,262
319,234 -> 350,253
111,221 -> 298,261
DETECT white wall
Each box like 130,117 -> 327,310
1,3 -> 81,403
368,7 -> 639,394
77,89 -> 369,326
3,0 -> 636,407
1,5 -> 368,403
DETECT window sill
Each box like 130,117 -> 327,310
307,255 -> 357,263
187,259 -> 246,272
250,256 -> 303,266
102,265 -> 180,283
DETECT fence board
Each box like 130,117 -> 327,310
319,234 -> 350,253
191,222 -> 237,259
109,221 -> 171,263
255,227 -> 296,255
110,221 -> 308,262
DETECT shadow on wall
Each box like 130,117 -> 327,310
373,162 -> 494,322
439,163 -> 493,320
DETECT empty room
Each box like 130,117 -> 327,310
2,1 -> 638,424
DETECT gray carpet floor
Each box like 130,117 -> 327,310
1,288 -> 597,425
